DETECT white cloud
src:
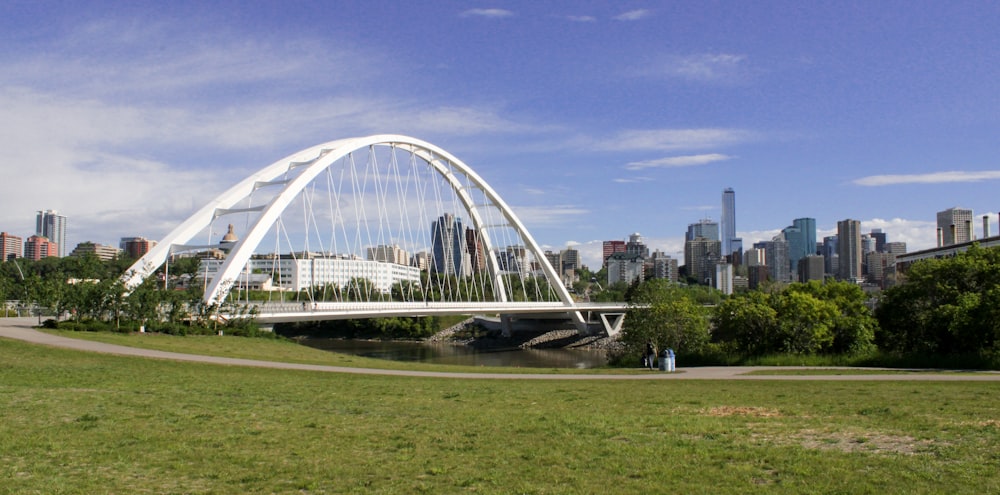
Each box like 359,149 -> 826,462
853,170 -> 1000,186
512,205 -> 589,226
614,9 -> 652,21
736,228 -> 783,247
636,53 -> 749,84
567,15 -> 597,22
625,153 -> 733,170
0,21 -> 556,250
860,218 -> 937,251
593,128 -> 755,152
555,240 -> 604,269
461,9 -> 515,18
3,22 -> 375,101
613,177 -> 653,183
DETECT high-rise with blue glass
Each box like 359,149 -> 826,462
782,217 -> 816,278
431,213 -> 468,277
720,188 -> 741,262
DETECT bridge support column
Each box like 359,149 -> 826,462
597,313 -> 626,337
570,310 -> 591,336
501,315 -> 513,337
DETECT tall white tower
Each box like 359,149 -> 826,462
721,188 -> 736,256
36,210 -> 67,257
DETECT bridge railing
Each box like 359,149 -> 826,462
241,300 -> 580,314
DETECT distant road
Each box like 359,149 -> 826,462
2,317 -> 998,381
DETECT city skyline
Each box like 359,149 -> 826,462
4,197 -> 995,272
3,2 -> 1000,270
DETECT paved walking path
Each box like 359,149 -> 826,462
3,317 -> 998,381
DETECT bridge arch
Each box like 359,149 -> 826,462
122,135 -> 581,326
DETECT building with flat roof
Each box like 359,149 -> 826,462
687,219 -> 719,241
837,219 -> 863,283
798,254 -> 825,282
0,232 -> 22,261
764,235 -> 790,283
70,242 -> 121,261
602,240 -> 625,266
895,234 -> 1000,274
24,235 -> 57,261
121,237 -> 157,259
200,255 -> 421,294
937,207 -> 973,246
607,252 -> 644,285
685,236 -> 721,285
650,250 -> 678,283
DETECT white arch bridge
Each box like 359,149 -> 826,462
122,135 -> 627,336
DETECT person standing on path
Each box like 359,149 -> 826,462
645,341 -> 656,370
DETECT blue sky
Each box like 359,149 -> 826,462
2,1 -> 1000,268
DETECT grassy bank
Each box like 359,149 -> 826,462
2,338 -> 999,494
38,329 -> 636,375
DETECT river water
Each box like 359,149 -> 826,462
301,339 -> 609,369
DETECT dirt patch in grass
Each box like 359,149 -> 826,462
704,406 -> 782,417
789,429 -> 936,455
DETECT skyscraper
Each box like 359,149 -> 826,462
36,210 -> 67,257
764,234 -> 790,283
821,235 -> 839,276
686,219 -> 719,241
684,236 -> 721,285
936,207 -> 973,246
782,217 -> 816,275
837,219 -> 863,282
869,229 -> 887,253
721,188 -> 736,256
431,213 -> 468,276
465,227 -> 485,272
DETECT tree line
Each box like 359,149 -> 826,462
0,255 -> 265,336
5,245 -> 1000,368
617,244 -> 1000,369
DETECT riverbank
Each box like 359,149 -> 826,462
428,317 -> 621,353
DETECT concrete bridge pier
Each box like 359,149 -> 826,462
500,315 -> 513,337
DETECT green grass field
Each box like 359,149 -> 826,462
2,336 -> 999,494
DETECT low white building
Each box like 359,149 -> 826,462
200,255 -> 421,293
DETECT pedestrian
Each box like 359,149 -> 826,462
645,341 -> 656,370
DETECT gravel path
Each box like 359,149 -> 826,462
3,317 -> 998,381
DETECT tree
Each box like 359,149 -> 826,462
772,290 -> 837,354
124,278 -> 163,329
876,244 -> 1000,355
786,280 -> 876,354
712,291 -> 778,355
620,279 -> 711,361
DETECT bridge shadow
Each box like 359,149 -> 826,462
465,327 -> 608,352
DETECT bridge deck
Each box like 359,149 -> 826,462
245,301 -> 628,322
